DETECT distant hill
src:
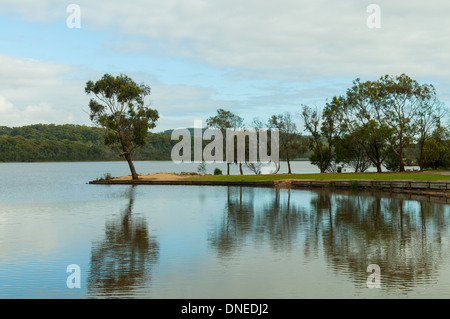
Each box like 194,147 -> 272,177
0,124 -> 312,162
0,124 -> 177,162
162,128 -> 207,136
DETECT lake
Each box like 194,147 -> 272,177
0,161 -> 449,299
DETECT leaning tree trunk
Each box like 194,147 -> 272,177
124,152 -> 139,180
287,158 -> 292,174
239,163 -> 243,175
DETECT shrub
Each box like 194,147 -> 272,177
197,161 -> 207,175
214,168 -> 223,175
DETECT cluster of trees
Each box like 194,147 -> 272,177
300,74 -> 449,172
204,74 -> 449,175
205,109 -> 309,175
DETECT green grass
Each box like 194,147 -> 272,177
188,171 -> 450,182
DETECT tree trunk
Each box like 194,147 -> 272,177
287,159 -> 292,174
124,152 -> 139,180
227,163 -> 230,175
239,163 -> 243,175
398,150 -> 405,172
418,140 -> 425,171
376,162 -> 383,173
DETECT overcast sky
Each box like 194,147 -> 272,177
0,0 -> 449,132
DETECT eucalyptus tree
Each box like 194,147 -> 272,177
340,78 -> 392,172
268,112 -> 307,174
422,126 -> 450,169
335,132 -> 372,173
300,98 -> 341,173
85,74 -> 159,179
415,97 -> 446,171
375,74 -> 436,171
206,108 -> 244,175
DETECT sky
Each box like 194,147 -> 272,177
0,0 -> 449,133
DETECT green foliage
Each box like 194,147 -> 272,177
422,127 -> 449,169
95,172 -> 113,181
197,161 -> 207,175
301,100 -> 341,173
85,74 -> 159,154
7,124 -> 105,143
335,132 -> 372,172
0,124 -> 176,162
308,145 -> 331,172
206,108 -> 244,174
268,112 -> 308,174
214,168 -> 223,175
334,74 -> 444,172
422,138 -> 446,169
189,172 -> 450,182
383,149 -> 401,172
86,73 -> 159,179
206,109 -> 243,131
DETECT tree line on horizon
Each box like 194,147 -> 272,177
0,124 -> 177,162
1,73 -> 448,177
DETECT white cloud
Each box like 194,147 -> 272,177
3,0 -> 450,79
0,95 -> 75,127
69,0 -> 450,79
0,54 -> 87,127
0,0 -> 66,21
1,1 -> 449,128
0,95 -> 14,114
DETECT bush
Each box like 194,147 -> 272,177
214,168 -> 223,175
95,172 -> 113,181
197,161 -> 207,175
384,150 -> 401,172
422,137 -> 449,169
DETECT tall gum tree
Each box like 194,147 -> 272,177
375,74 -> 436,172
341,78 -> 392,172
268,112 -> 307,174
206,109 -> 243,175
85,74 -> 159,180
301,98 -> 341,173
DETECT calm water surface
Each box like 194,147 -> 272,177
0,161 -> 449,298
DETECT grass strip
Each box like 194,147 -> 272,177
188,172 -> 450,182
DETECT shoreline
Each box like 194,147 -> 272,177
89,172 -> 450,202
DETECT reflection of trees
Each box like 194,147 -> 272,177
88,186 -> 159,297
209,186 -> 449,293
316,191 -> 447,293
209,187 -> 305,256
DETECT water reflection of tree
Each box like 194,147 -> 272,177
317,191 -> 447,293
209,187 -> 305,256
209,186 -> 449,293
88,186 -> 159,297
